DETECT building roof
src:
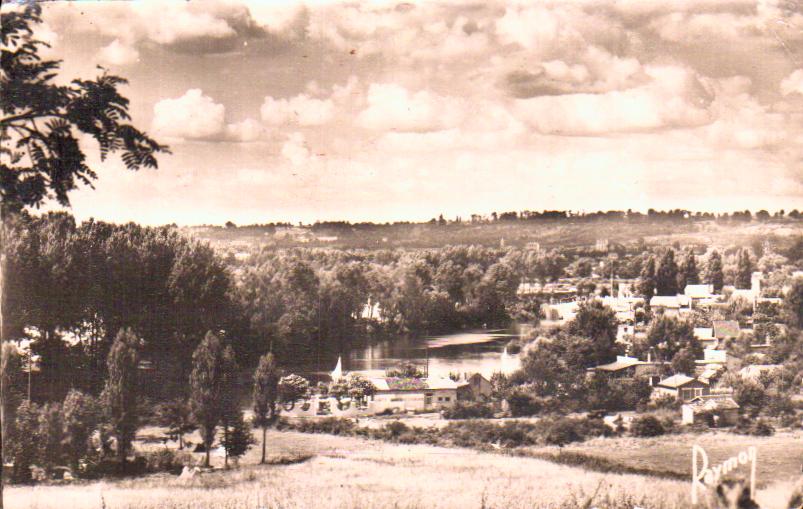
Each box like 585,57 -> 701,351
713,320 -> 740,339
650,295 -> 690,308
657,374 -> 698,388
685,395 -> 740,411
693,328 -> 715,341
592,355 -> 645,372
370,377 -> 461,392
684,284 -> 715,298
698,365 -> 725,384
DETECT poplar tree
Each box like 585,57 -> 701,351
102,328 -> 140,463
707,250 -> 724,293
190,331 -> 226,468
677,251 -> 699,290
656,250 -> 679,296
252,352 -> 280,464
639,256 -> 657,304
736,249 -> 753,289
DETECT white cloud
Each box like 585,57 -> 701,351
152,89 -> 226,141
260,94 -> 335,126
281,132 -> 311,166
225,118 -> 265,143
514,65 -> 714,135
781,69 -> 803,96
97,39 -> 140,66
357,84 -> 466,132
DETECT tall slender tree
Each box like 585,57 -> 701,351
218,344 -> 239,469
707,250 -> 724,293
102,328 -> 140,463
189,331 -> 226,468
252,352 -> 280,464
655,249 -> 679,296
735,249 -> 753,289
677,251 -> 699,290
638,256 -> 657,305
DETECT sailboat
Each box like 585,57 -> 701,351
331,355 -> 343,380
500,346 -> 512,374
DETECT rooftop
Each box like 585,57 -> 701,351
657,374 -> 697,388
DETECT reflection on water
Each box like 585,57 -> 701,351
286,329 -> 521,381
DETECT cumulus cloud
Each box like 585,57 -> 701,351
514,65 -> 714,134
281,132 -> 312,166
260,94 -> 335,126
357,84 -> 466,132
152,89 -> 227,141
781,69 -> 803,96
97,39 -> 140,66
225,118 -> 266,143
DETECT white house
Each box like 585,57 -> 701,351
649,295 -> 691,317
367,376 -> 462,413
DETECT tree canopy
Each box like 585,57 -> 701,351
1,4 -> 168,214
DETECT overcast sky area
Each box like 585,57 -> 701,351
14,0 -> 803,225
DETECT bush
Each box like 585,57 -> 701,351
284,417 -> 356,436
506,389 -> 542,417
630,415 -> 665,437
734,418 -> 775,436
144,448 -> 193,474
442,401 -> 494,419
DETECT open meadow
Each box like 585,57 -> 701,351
525,430 -> 803,486
6,428 -> 802,509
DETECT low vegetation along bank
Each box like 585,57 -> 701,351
0,429 -> 706,509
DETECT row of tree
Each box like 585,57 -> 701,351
637,248 -> 754,300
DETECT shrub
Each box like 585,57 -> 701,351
507,389 -> 542,417
287,417 -> 356,436
734,418 -> 775,436
144,448 -> 193,474
442,401 -> 494,419
630,415 -> 665,437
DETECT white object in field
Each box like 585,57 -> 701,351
331,356 -> 343,380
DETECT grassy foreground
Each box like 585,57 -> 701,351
6,428 -> 802,509
525,430 -> 803,486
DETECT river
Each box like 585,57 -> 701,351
285,329 -> 522,382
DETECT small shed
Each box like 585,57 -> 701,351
682,395 -> 740,426
654,374 -> 710,401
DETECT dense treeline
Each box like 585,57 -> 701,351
6,212 -> 803,406
236,244 -> 529,358
2,212 -> 248,400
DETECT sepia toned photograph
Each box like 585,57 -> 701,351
1,0 -> 803,508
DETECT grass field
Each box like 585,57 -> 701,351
6,427 -> 803,509
525,430 -> 803,487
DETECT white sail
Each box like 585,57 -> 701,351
331,355 -> 343,380
501,347 -> 518,375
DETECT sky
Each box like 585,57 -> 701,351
11,0 -> 803,225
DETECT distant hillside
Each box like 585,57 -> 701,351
184,218 -> 803,253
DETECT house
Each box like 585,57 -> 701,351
649,295 -> 690,317
712,320 -> 740,340
368,376 -> 460,413
653,374 -> 710,401
587,355 -> 664,385
693,327 -> 718,349
684,284 -> 716,300
695,349 -> 727,368
697,365 -> 726,389
681,395 -> 740,426
456,373 -> 493,400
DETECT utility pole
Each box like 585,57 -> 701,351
425,347 -> 429,378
